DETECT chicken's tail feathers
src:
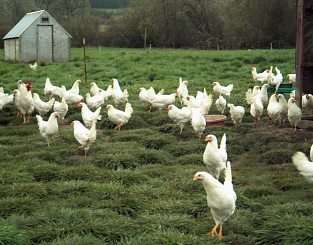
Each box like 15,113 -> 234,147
125,102 -> 134,115
292,151 -> 313,182
220,133 -> 227,151
88,121 -> 97,142
245,89 -> 254,104
227,84 -> 234,90
224,161 -> 233,189
157,88 -> 164,95
94,106 -> 102,120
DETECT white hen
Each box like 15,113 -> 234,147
106,102 -> 133,130
287,97 -> 302,133
167,104 -> 192,134
292,146 -> 313,183
268,66 -> 283,92
90,82 -> 104,96
78,102 -> 102,128
277,93 -> 288,125
148,93 -> 177,112
191,108 -> 206,140
112,78 -> 129,106
53,97 -> 68,120
212,82 -> 233,97
267,94 -> 282,125
246,89 -> 263,124
203,133 -> 227,180
67,80 -> 81,95
0,92 -> 14,110
177,77 -> 189,105
44,77 -> 64,99
193,161 -> 236,239
33,93 -> 55,116
29,61 -> 37,70
227,104 -> 245,126
138,87 -> 164,110
72,120 -> 97,156
18,83 -> 34,123
251,67 -> 269,83
287,74 -> 296,85
36,112 -> 59,146
215,95 -> 227,114
63,88 -> 84,104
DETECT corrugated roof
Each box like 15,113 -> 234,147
3,10 -> 44,39
3,10 -> 72,40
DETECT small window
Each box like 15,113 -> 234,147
41,17 -> 49,22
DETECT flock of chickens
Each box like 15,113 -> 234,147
1,63 -> 313,239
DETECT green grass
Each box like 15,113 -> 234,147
0,47 -> 312,244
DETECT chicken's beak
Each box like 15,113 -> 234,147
205,137 -> 211,142
193,175 -> 201,181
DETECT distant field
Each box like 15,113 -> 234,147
0,48 -> 313,244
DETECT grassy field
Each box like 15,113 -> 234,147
0,48 -> 313,244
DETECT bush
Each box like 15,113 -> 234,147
259,149 -> 291,164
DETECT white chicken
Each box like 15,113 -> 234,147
268,66 -> 283,92
63,88 -> 83,104
193,161 -> 236,239
67,80 -> 81,95
245,89 -> 263,124
53,97 -> 68,120
259,84 -> 269,104
287,97 -> 302,133
302,94 -> 313,110
183,90 -> 213,116
287,74 -> 296,85
215,95 -> 227,114
86,92 -> 105,109
18,83 -> 34,123
227,103 -> 245,126
29,61 -> 37,70
191,108 -> 206,140
148,93 -> 177,112
106,102 -> 133,130
44,78 -> 59,99
0,92 -> 14,110
33,93 -> 55,116
277,93 -> 288,125
177,77 -> 189,105
267,93 -> 282,125
36,112 -> 59,146
78,102 -> 102,128
212,82 -> 233,97
203,133 -> 227,180
167,104 -> 192,134
0,87 -> 4,94
138,87 -> 164,110
90,82 -> 104,96
292,145 -> 313,183
72,120 -> 97,156
251,67 -> 269,83
112,78 -> 129,106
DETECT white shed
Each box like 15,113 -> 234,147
3,10 -> 72,63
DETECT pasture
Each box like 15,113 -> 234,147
0,48 -> 313,244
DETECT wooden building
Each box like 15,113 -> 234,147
3,10 -> 72,63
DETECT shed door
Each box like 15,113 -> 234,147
37,25 -> 53,62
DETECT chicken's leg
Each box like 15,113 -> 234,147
217,225 -> 223,239
208,224 -> 219,237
